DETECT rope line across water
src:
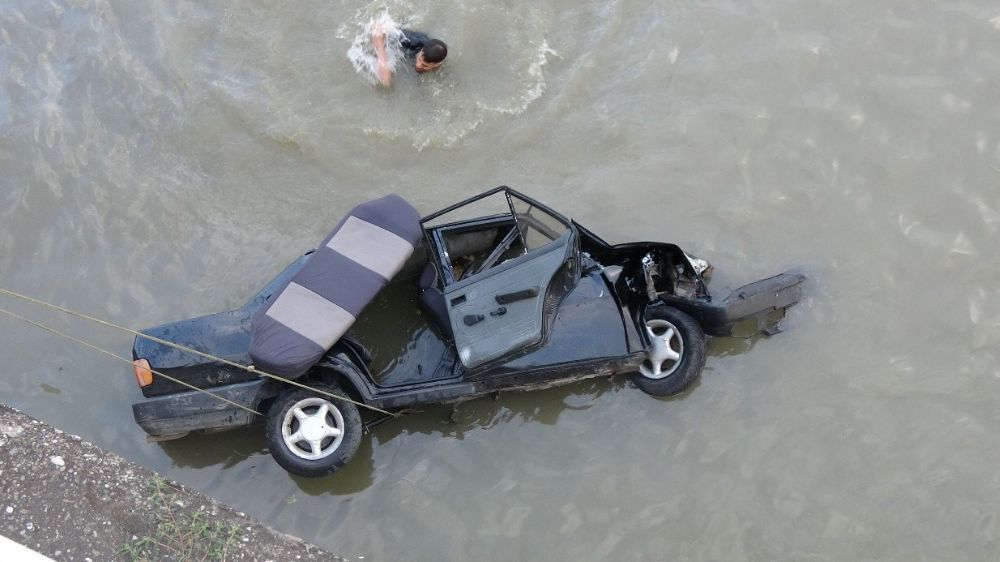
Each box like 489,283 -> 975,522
0,308 -> 260,416
0,287 -> 397,418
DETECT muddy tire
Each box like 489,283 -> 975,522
631,306 -> 706,397
265,384 -> 362,478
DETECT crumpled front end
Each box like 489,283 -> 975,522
656,272 -> 806,337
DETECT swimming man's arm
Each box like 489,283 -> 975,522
372,28 -> 392,87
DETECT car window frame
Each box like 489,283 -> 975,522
446,230 -> 573,292
421,187 -> 575,288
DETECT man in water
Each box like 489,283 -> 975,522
372,26 -> 448,87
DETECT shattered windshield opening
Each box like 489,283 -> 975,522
427,189 -> 571,284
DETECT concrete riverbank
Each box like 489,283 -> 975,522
0,404 -> 342,561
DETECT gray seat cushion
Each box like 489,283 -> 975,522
249,194 -> 422,377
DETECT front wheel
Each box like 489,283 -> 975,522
265,384 -> 362,477
631,306 -> 706,397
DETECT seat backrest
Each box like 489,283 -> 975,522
249,194 -> 422,377
417,262 -> 453,339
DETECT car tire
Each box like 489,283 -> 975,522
265,383 -> 362,478
631,306 -> 706,397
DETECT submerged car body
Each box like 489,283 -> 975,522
131,187 -> 805,476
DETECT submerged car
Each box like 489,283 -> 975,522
130,187 -> 805,477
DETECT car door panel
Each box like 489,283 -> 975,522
445,239 -> 570,369
486,273 -> 629,373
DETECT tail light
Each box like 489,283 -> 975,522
132,359 -> 153,387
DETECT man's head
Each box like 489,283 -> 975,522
416,39 -> 447,72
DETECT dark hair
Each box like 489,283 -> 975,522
423,39 -> 448,63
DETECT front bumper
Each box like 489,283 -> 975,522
658,272 -> 806,336
131,379 -> 279,439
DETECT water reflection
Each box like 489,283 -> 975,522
154,297 -> 758,494
708,332 -> 760,357
158,421 -> 378,494
370,377 -> 621,444
157,425 -> 267,470
290,437 -> 376,495
286,356 -> 737,498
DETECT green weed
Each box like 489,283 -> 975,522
121,476 -> 242,562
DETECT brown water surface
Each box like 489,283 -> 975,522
3,0 -> 1000,559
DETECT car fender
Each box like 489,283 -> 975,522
313,348 -> 377,403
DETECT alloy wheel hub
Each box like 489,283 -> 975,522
300,417 -> 326,442
281,397 -> 345,461
639,318 -> 683,379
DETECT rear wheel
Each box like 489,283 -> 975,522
632,306 -> 706,397
265,384 -> 362,477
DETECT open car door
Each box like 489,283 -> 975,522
423,188 -> 579,369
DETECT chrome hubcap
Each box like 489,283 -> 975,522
639,319 -> 683,379
281,397 -> 345,461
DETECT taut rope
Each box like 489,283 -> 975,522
0,288 -> 397,418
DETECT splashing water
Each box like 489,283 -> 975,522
346,12 -> 406,86
332,1 -> 557,148
149,0 -> 559,151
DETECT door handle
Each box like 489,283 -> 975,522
490,306 -> 507,317
463,314 -> 485,326
495,287 -> 539,304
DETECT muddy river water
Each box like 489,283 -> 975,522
3,0 -> 1000,559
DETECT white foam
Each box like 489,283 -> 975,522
950,231 -> 975,255
898,213 -> 920,237
969,290 -> 982,324
346,12 -> 406,86
479,40 -> 555,118
970,195 -> 1000,232
336,1 -> 557,149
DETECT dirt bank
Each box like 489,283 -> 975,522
0,403 -> 344,561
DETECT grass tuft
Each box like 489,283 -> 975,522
122,476 -> 242,562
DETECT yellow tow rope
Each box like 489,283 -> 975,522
0,287 -> 398,418
0,308 -> 261,416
